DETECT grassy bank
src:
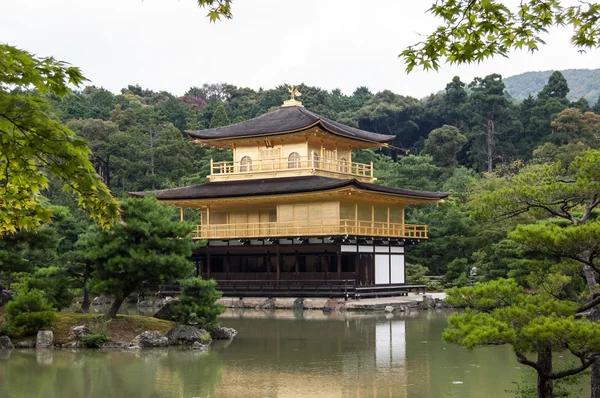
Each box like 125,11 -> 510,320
49,313 -> 176,344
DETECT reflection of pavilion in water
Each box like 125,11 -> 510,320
211,310 -> 429,398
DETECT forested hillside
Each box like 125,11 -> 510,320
4,70 -> 600,296
504,68 -> 600,104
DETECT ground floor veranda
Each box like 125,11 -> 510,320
184,237 -> 424,298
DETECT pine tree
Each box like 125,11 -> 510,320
209,105 -> 230,128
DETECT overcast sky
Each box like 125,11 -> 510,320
3,0 -> 599,98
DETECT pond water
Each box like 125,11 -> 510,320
0,309 -> 589,397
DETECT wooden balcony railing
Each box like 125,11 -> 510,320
210,156 -> 373,179
193,219 -> 428,240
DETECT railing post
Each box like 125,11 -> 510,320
370,161 -> 373,177
210,158 -> 214,174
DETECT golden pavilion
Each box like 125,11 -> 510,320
132,91 -> 447,297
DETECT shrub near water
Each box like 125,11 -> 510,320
80,332 -> 109,348
170,279 -> 226,329
3,289 -> 56,337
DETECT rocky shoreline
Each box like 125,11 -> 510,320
1,325 -> 237,352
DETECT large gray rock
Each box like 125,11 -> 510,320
0,336 -> 14,349
71,325 -> 91,340
384,306 -> 395,313
292,298 -> 305,310
167,325 -> 211,346
131,331 -> 169,348
153,299 -> 180,321
209,327 -> 238,340
36,331 -> 54,349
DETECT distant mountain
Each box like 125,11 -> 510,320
504,69 -> 600,104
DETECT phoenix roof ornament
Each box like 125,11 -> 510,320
282,85 -> 304,107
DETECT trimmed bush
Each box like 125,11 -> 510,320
4,289 -> 56,337
169,279 -> 226,329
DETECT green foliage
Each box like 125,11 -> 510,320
0,44 -> 119,235
169,278 -> 226,329
14,266 -> 74,311
426,280 -> 443,292
79,332 -> 110,348
400,1 -> 600,72
85,197 -> 195,318
209,105 -> 230,128
405,263 -> 429,285
4,289 -> 56,336
422,125 -> 467,168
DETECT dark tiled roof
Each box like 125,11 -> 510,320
187,106 -> 395,144
129,176 -> 449,201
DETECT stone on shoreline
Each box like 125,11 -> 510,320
209,327 -> 237,340
384,306 -> 394,313
71,325 -> 91,340
36,331 -> 54,350
0,335 -> 14,349
292,298 -> 305,310
167,325 -> 211,345
131,331 -> 169,348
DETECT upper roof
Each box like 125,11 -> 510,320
129,176 -> 448,201
187,106 -> 395,144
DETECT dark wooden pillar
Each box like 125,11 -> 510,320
206,253 -> 211,280
195,260 -> 201,278
265,253 -> 270,275
276,245 -> 281,281
294,250 -> 299,276
354,254 -> 360,284
337,250 -> 342,280
225,253 -> 230,280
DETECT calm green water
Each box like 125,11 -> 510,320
0,309 -> 589,397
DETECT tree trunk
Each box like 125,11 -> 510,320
81,288 -> 91,313
588,307 -> 600,398
537,346 -> 553,398
81,264 -> 92,313
487,119 -> 494,172
104,296 -> 124,319
582,263 -> 600,397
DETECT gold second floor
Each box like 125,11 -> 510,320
202,128 -> 378,183
181,198 -> 426,241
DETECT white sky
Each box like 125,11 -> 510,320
3,0 -> 599,98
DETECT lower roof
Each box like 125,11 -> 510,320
129,176 -> 449,201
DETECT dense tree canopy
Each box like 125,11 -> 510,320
0,45 -> 119,235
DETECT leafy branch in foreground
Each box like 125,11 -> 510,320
196,0 -> 233,22
445,279 -> 600,398
400,0 -> 600,72
0,44 -> 119,235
